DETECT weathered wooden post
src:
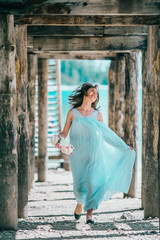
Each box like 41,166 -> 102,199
143,26 -> 159,218
124,52 -> 139,198
108,61 -> 115,131
15,25 -> 29,218
141,50 -> 147,208
158,54 -> 160,229
0,14 -> 18,230
38,58 -> 48,181
114,54 -> 125,139
56,60 -> 62,132
28,53 -> 37,191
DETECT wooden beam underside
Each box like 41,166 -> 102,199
30,36 -> 147,52
0,0 -> 160,15
36,52 -> 116,60
15,14 -> 160,26
27,26 -> 148,37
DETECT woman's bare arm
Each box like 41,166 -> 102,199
60,109 -> 73,138
97,111 -> 103,122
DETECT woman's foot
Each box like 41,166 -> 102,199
86,218 -> 94,224
74,204 -> 82,220
86,208 -> 94,224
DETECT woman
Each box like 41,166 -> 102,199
60,83 -> 135,224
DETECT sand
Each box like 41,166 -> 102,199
0,168 -> 159,240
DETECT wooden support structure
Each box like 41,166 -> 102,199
15,14 -> 160,26
114,54 -> 125,140
141,50 -> 147,208
38,59 -> 48,182
15,25 -> 29,218
32,36 -> 147,52
55,60 -> 62,131
124,52 -> 139,198
0,14 -> 18,230
0,1 -> 160,15
158,54 -> 160,229
27,26 -> 148,36
28,53 -> 37,191
37,52 -> 116,60
108,61 -> 115,131
143,26 -> 159,218
1,0 -> 160,229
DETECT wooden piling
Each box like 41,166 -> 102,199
141,50 -> 147,208
0,14 -> 18,230
158,53 -> 160,229
28,53 -> 37,191
55,60 -> 62,132
15,25 -> 29,218
108,61 -> 115,131
114,54 -> 125,139
38,59 -> 48,182
124,52 -> 139,198
143,26 -> 159,218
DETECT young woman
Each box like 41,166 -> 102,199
60,83 -> 135,224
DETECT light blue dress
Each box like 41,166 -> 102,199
69,108 -> 136,212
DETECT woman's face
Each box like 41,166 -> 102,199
87,87 -> 98,102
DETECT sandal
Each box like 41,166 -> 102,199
74,211 -> 81,220
74,204 -> 82,220
86,218 -> 94,224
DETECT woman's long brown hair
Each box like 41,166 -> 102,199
68,83 -> 100,110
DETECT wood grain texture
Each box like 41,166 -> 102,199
0,1 -> 160,15
143,26 -> 159,218
27,53 -> 37,191
28,26 -> 104,36
108,61 -> 115,131
0,14 -> 18,231
15,25 -> 29,219
114,54 -> 125,140
32,36 -> 147,52
124,52 -> 139,198
158,53 -> 160,228
27,26 -> 148,37
36,52 -> 116,60
55,60 -> 62,133
15,14 -> 160,26
38,59 -> 48,182
141,50 -> 147,209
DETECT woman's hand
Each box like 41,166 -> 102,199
60,133 -> 66,138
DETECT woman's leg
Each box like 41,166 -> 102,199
86,208 -> 93,221
75,203 -> 83,214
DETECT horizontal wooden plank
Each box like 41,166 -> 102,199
33,50 -> 121,55
103,26 -> 148,36
33,36 -> 148,51
27,26 -> 148,37
36,52 -> 116,60
1,1 -> 160,15
28,26 -> 103,36
15,14 -> 160,26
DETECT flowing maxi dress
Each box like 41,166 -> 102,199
69,108 -> 136,212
